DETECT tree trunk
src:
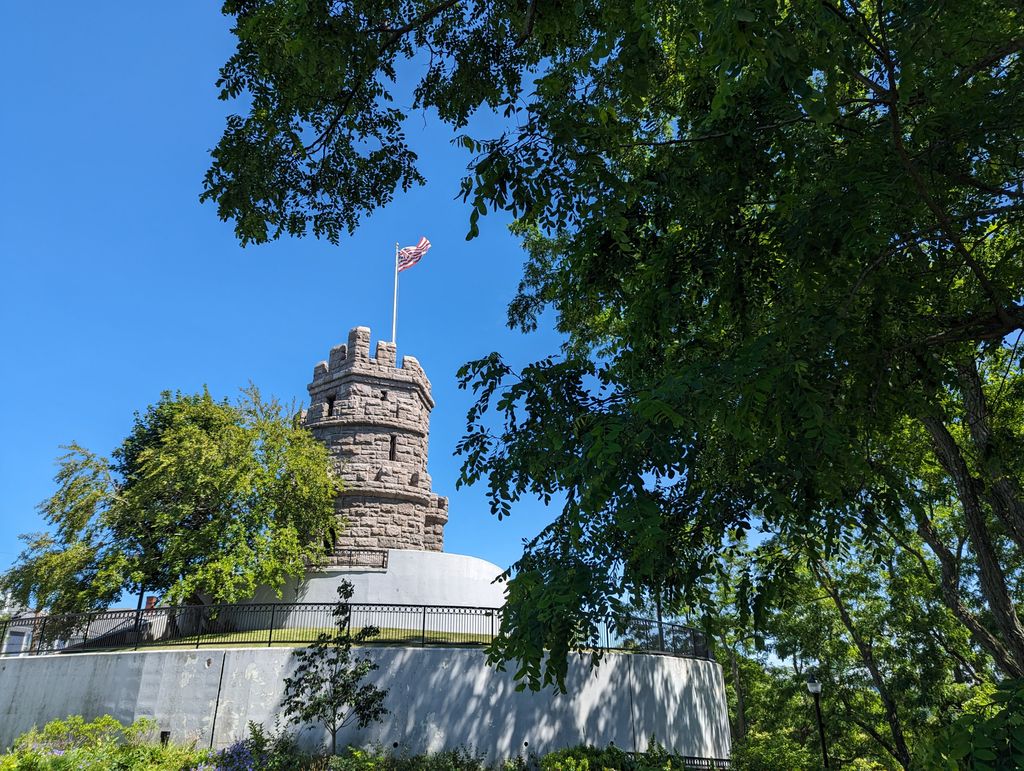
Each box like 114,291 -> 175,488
813,562 -> 912,769
956,359 -> 1024,550
731,647 -> 747,740
915,512 -> 1022,677
922,416 -> 1024,670
654,590 -> 665,651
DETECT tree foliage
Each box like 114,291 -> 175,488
2,388 -> 338,612
919,679 -> 1024,770
281,580 -> 389,755
743,537 -> 994,768
204,0 -> 1024,700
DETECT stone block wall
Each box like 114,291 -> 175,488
304,327 -> 448,553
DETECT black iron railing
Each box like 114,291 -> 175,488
674,758 -> 731,769
0,603 -> 713,661
323,548 -> 389,569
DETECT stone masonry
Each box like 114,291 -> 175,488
304,327 -> 448,557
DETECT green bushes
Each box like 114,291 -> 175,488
727,730 -> 817,771
916,679 -> 1024,770
0,715 -> 211,771
327,743 -> 703,770
537,743 -> 698,770
326,745 -> 510,770
0,718 -> 720,771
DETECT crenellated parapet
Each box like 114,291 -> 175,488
304,327 -> 447,555
308,326 -> 433,417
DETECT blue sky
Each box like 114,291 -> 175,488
0,5 -> 564,582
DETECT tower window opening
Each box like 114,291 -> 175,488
325,394 -> 336,417
389,435 -> 397,461
381,390 -> 388,401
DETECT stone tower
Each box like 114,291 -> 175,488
304,327 -> 448,559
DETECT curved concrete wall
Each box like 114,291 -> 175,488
254,550 -> 507,608
0,647 -> 730,761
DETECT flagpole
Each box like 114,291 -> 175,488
391,242 -> 399,344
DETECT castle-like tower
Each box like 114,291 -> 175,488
304,327 -> 448,559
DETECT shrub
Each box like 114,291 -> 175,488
210,722 -> 310,771
539,741 -> 697,771
728,729 -> 817,771
282,582 -> 389,755
917,679 -> 1024,770
0,724 -> 712,771
0,714 -> 211,771
327,745 -> 494,770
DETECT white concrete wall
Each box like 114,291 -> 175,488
0,647 -> 730,762
254,550 -> 507,608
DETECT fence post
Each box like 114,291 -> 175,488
268,606 -> 275,648
421,606 -> 427,646
37,616 -> 48,656
134,608 -> 144,651
490,611 -> 495,641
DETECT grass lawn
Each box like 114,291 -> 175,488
118,625 -> 493,651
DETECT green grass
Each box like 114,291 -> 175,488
118,625 -> 492,651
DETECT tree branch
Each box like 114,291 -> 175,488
955,38 -> 1024,84
811,560 -> 912,768
921,415 -> 1024,671
877,16 -> 1018,328
913,509 -> 1019,675
516,0 -> 538,45
306,0 -> 461,154
956,357 -> 1024,551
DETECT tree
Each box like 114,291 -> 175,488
703,528 -> 998,770
918,679 -> 1024,770
1,388 -> 338,615
203,0 -> 1024,691
281,580 -> 389,755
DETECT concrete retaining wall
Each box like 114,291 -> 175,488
0,647 -> 730,761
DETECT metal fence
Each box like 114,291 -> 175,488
323,548 -> 389,569
673,759 -> 731,769
0,603 -> 712,661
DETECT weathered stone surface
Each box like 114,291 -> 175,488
304,327 -> 448,553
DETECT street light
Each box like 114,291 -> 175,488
806,675 -> 830,768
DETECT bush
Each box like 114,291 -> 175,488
728,730 -> 817,771
917,679 -> 1024,770
0,724 -> 711,771
195,722 -> 312,771
327,745 -> 503,770
0,714 -> 211,771
539,741 -> 699,770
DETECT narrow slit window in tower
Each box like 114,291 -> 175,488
389,435 -> 397,461
325,394 -> 336,417
323,527 -> 337,555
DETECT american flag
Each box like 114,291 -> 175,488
397,236 -> 431,272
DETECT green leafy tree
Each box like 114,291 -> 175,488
918,679 -> 1024,770
281,580 -> 389,755
730,729 -> 818,771
2,387 -> 338,615
203,0 -> 1024,693
702,526 -> 1001,769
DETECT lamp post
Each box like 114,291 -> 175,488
806,675 -> 830,768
